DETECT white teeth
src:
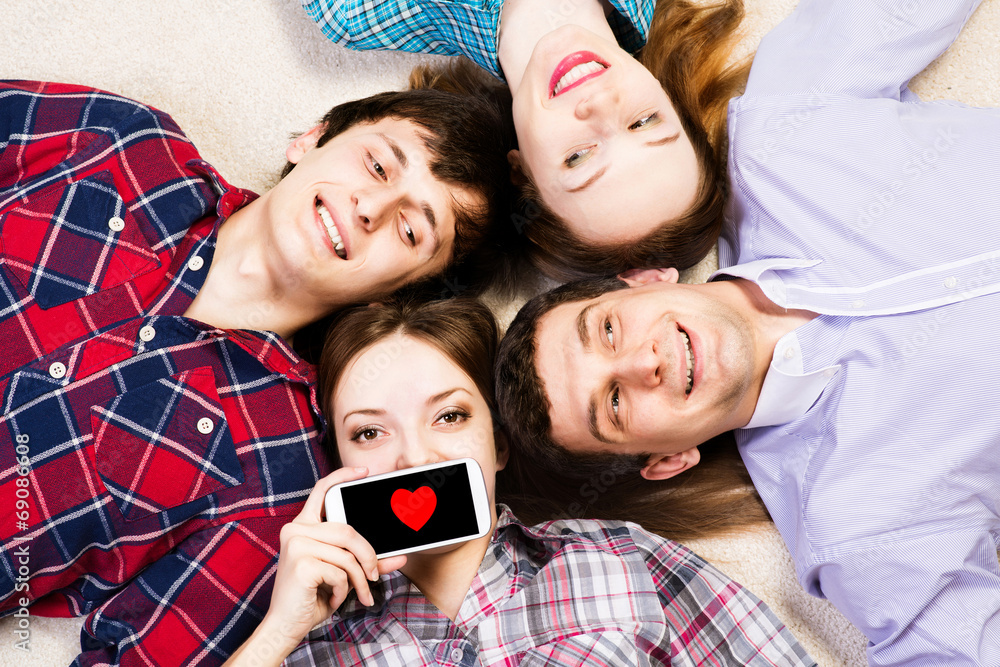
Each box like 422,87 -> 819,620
316,200 -> 346,260
681,331 -> 693,395
553,61 -> 606,96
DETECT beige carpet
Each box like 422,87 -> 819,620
2,0 -> 998,664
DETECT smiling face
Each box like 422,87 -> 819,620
262,117 -> 479,306
510,25 -> 700,245
533,270 -> 759,468
333,334 -> 505,516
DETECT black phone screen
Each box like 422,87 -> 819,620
339,462 -> 481,554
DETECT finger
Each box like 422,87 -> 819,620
297,466 -> 369,523
314,560 -> 369,610
284,535 -> 375,607
377,555 -> 407,575
309,522 -> 381,581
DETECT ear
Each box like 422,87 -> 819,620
618,267 -> 680,288
639,446 -> 700,481
493,430 -> 510,472
286,124 -> 326,164
507,149 -> 527,186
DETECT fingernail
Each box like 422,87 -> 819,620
369,568 -> 379,582
354,467 -> 367,473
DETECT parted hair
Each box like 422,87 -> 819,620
519,0 -> 750,281
317,296 -> 501,467
493,277 -> 769,542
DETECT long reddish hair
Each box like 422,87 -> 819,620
521,0 -> 750,281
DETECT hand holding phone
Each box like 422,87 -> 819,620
324,459 -> 493,558
260,467 -> 407,651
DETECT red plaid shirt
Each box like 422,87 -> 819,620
0,81 -> 330,665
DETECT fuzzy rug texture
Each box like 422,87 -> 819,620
3,0 -> 1000,664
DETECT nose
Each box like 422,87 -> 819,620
354,187 -> 399,231
573,86 -> 620,121
622,340 -> 662,389
395,430 -> 442,471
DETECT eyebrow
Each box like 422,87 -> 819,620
587,397 -> 616,445
567,165 -> 608,194
576,303 -> 616,444
379,133 -> 441,253
379,133 -> 408,169
342,408 -> 385,422
577,303 -> 596,351
646,133 -> 679,148
428,388 -> 467,404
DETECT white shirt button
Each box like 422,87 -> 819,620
187,256 -> 205,271
944,276 -> 958,288
783,347 -> 796,360
449,648 -> 463,663
851,299 -> 865,309
139,325 -> 156,342
108,216 -> 125,232
48,362 -> 67,379
197,418 -> 215,435
824,368 -> 837,378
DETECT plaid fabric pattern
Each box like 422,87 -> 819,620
0,81 -> 331,666
285,508 -> 816,667
301,0 -> 654,80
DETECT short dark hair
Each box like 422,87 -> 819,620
494,276 -> 770,542
494,275 -> 642,476
281,80 -> 515,269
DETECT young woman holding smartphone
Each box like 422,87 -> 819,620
223,297 -> 813,666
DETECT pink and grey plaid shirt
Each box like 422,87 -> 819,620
285,508 -> 815,667
0,80 -> 330,665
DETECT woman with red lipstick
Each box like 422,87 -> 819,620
302,0 -> 748,280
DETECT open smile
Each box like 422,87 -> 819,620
549,51 -> 609,98
677,325 -> 695,397
315,197 -> 347,260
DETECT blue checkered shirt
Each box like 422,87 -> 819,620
301,0 -> 653,80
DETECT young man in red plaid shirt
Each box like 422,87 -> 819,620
0,79 -> 511,666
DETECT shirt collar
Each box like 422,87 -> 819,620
743,329 -> 841,429
187,159 -> 258,224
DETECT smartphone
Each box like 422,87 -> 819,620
324,458 -> 492,558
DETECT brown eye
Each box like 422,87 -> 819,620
435,410 -> 469,425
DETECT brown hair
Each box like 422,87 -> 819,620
518,0 -> 750,281
317,296 -> 501,467
281,63 -> 516,273
494,276 -> 769,541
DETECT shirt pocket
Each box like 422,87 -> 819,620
91,366 -> 244,521
0,170 -> 161,309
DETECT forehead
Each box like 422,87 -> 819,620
336,335 -> 474,406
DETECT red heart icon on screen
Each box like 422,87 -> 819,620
390,486 -> 437,531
